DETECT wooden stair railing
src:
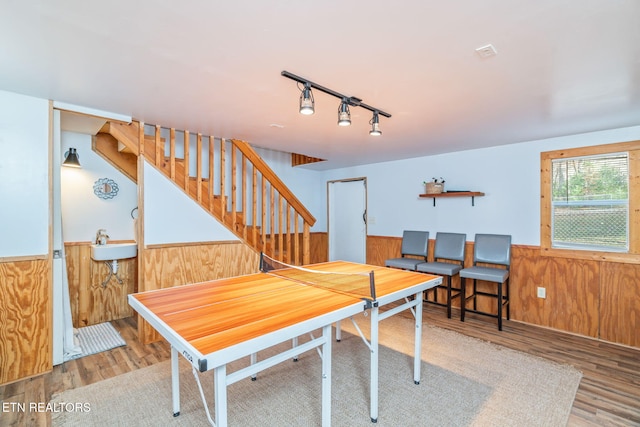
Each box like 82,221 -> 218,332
101,120 -> 315,265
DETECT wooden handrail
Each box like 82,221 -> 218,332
232,139 -> 316,227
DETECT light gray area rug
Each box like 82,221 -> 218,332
65,322 -> 126,361
52,314 -> 581,426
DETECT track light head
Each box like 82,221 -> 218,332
338,99 -> 351,126
299,83 -> 314,115
369,111 -> 382,136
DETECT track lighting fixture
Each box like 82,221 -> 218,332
369,111 -> 381,136
282,70 -> 390,135
338,99 -> 351,126
299,83 -> 314,115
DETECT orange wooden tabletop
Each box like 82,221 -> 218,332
131,261 -> 438,356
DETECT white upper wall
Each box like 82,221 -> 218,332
3,89 -> 639,252
317,126 -> 640,244
0,90 -> 49,257
143,161 -> 238,245
60,132 -> 139,242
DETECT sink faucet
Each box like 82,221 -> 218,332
96,229 -> 109,245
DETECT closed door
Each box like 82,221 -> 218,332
328,178 -> 366,263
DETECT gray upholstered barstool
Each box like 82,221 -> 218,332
416,232 -> 466,318
459,233 -> 512,331
385,230 -> 429,270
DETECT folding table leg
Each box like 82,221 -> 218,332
250,353 -> 257,380
214,365 -> 228,427
414,291 -> 423,384
171,346 -> 180,417
370,305 -> 380,423
321,324 -> 332,427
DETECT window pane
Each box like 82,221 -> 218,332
551,153 -> 629,251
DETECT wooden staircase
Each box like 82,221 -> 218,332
95,120 -> 315,265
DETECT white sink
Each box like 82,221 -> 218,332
91,243 -> 137,261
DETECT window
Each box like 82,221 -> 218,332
541,140 -> 640,262
551,153 -> 628,251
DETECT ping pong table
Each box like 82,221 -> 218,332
128,256 -> 441,426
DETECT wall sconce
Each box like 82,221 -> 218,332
62,147 -> 81,168
282,70 -> 391,135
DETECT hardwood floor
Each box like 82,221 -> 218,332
1,309 -> 639,426
421,307 -> 640,427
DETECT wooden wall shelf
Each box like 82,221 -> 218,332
419,191 -> 485,206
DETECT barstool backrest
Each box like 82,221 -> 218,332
400,230 -> 429,258
433,232 -> 466,262
473,234 -> 511,267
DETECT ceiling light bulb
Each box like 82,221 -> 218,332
338,100 -> 351,126
369,111 -> 381,136
299,84 -> 314,115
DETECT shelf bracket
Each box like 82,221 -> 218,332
420,191 -> 484,207
430,196 -> 478,207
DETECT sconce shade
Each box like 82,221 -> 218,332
299,85 -> 315,115
338,100 -> 351,126
63,147 -> 81,168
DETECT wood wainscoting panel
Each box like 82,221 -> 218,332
139,241 -> 259,343
309,232 -> 328,264
600,262 -> 640,347
366,235 -> 403,266
63,244 -> 88,327
0,259 -> 51,385
87,257 -> 137,326
510,246 -> 600,338
142,242 -> 259,288
64,243 -> 137,327
546,255 -> 599,337
289,232 -> 328,265
510,246 -> 549,325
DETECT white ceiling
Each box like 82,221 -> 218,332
1,0 -> 639,169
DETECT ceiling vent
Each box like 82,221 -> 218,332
475,44 -> 497,58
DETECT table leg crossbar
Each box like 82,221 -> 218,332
171,327 -> 334,427
192,366 -> 217,427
